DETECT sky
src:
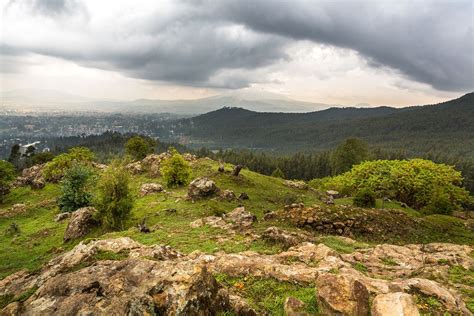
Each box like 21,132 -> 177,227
1,0 -> 473,106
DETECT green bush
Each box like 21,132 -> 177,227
125,136 -> 156,161
331,138 -> 369,175
353,189 -> 376,208
319,159 -> 470,212
43,147 -> 94,182
422,187 -> 454,215
57,165 -> 94,212
161,148 -> 192,188
0,160 -> 16,203
94,161 -> 134,230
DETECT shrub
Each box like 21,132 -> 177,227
320,159 -> 470,212
422,187 -> 454,215
161,148 -> 192,187
125,136 -> 156,161
331,138 -> 369,175
43,147 -> 94,182
95,161 -> 134,230
353,188 -> 376,208
0,160 -> 16,203
57,165 -> 94,212
271,168 -> 285,179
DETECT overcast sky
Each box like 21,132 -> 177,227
1,0 -> 473,106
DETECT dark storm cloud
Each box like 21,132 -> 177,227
2,0 -> 473,91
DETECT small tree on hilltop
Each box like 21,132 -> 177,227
0,160 -> 16,203
161,148 -> 192,187
57,165 -> 94,212
125,136 -> 156,161
331,138 -> 369,175
95,161 -> 134,230
271,168 -> 285,179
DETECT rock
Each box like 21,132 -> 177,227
137,219 -> 151,233
54,212 -> 70,222
31,177 -> 46,189
261,227 -> 300,248
91,162 -> 107,170
326,190 -> 340,198
182,153 -> 198,162
190,216 -> 232,230
218,161 -> 225,173
232,165 -> 243,176
126,161 -> 143,174
13,164 -> 46,187
11,204 -> 27,214
188,177 -> 219,199
316,272 -> 370,316
238,192 -> 250,200
263,211 -> 277,221
284,180 -> 308,190
63,207 -> 98,242
371,292 -> 420,316
225,207 -> 256,229
139,183 -> 164,196
220,189 -> 236,201
229,294 -> 257,315
284,296 -> 309,316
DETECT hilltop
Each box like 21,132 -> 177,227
0,153 -> 473,314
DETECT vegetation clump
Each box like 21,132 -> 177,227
95,161 -> 134,230
271,168 -> 285,179
125,135 -> 156,161
57,165 -> 94,212
161,148 -> 192,187
331,137 -> 369,174
43,147 -> 95,182
353,188 -> 376,208
0,160 -> 16,203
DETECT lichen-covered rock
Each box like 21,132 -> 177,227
219,189 -> 236,201
54,212 -> 71,222
261,226 -> 301,248
284,296 -> 309,316
13,164 -> 46,188
63,207 -> 98,242
284,180 -> 308,190
225,207 -> 256,229
188,177 -> 219,199
126,161 -> 143,174
317,272 -> 370,316
11,203 -> 27,214
371,292 -> 420,316
139,183 -> 164,196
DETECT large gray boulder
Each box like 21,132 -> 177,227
187,177 -> 219,199
63,207 -> 98,242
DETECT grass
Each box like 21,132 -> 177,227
334,197 -> 420,217
380,257 -> 399,266
317,236 -> 369,254
0,286 -> 38,309
353,262 -> 368,274
215,273 -> 318,314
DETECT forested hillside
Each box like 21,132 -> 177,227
179,93 -> 474,155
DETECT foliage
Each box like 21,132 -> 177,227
353,188 -> 376,208
271,167 -> 285,178
57,165 -> 94,212
0,160 -> 16,203
31,152 -> 55,165
319,159 -> 471,211
161,148 -> 192,187
125,135 -> 156,161
95,161 -> 134,230
43,147 -> 95,181
331,138 -> 369,174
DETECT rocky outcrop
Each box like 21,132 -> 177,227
225,207 -> 256,229
284,180 -> 308,190
261,226 -> 310,248
63,207 -> 98,242
126,161 -> 144,174
219,189 -> 236,201
187,177 -> 219,199
13,164 -> 46,189
284,296 -> 308,316
1,237 -> 472,315
139,183 -> 164,196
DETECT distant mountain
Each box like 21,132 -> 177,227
173,93 -> 474,155
1,88 -> 336,114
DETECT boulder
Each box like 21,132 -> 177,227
261,227 -> 300,248
11,203 -> 27,214
238,192 -> 250,200
126,161 -> 143,174
228,295 -> 257,315
220,189 -> 236,201
63,207 -> 98,242
326,190 -> 340,198
225,207 -> 256,229
284,296 -> 309,316
188,177 -> 219,199
14,164 -> 46,188
316,273 -> 370,316
139,183 -> 164,196
371,292 -> 419,316
54,212 -> 71,222
263,211 -> 278,221
284,180 -> 308,190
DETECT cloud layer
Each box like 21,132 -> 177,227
1,0 -> 473,91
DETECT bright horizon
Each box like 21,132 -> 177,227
1,0 -> 473,107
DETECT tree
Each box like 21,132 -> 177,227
95,161 -> 134,230
43,147 -> 95,182
57,165 -> 94,212
161,148 -> 192,187
271,168 -> 285,179
331,138 -> 369,175
0,160 -> 16,203
125,136 -> 156,161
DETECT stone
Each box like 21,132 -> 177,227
13,164 -> 46,187
316,273 -> 370,316
238,192 -> 250,200
326,190 -> 340,198
371,292 -> 420,316
54,212 -> 71,222
126,161 -> 143,174
139,183 -> 164,196
63,207 -> 98,242
261,227 -> 300,248
263,211 -> 278,221
220,189 -> 236,201
188,177 -> 219,199
229,294 -> 257,315
231,165 -> 243,176
11,204 -> 27,214
284,180 -> 308,190
225,207 -> 256,229
284,296 -> 309,316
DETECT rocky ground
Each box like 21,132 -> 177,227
1,154 -> 473,315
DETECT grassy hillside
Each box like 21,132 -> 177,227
177,93 -> 474,154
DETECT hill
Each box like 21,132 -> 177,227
1,155 -> 473,314
176,93 -> 474,155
